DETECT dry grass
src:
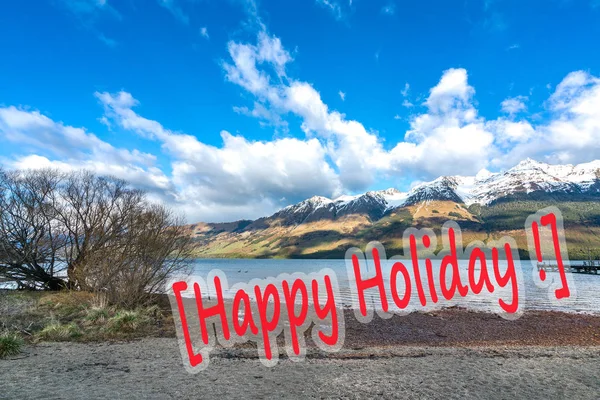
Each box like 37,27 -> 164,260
84,307 -> 111,325
0,331 -> 23,358
408,201 -> 478,221
106,310 -> 149,333
0,291 -> 175,346
38,322 -> 82,341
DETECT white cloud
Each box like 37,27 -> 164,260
394,114 -> 401,120
223,30 -> 391,190
282,81 -> 390,190
1,94 -> 333,222
400,84 -> 413,108
223,31 -> 292,95
501,95 -> 528,115
543,71 -> 600,160
233,102 -> 289,132
0,105 -> 152,167
200,26 -> 209,39
222,36 -> 500,184
487,119 -> 535,144
338,91 -> 346,101
493,70 -> 600,166
223,36 -> 492,182
401,82 -> 410,97
425,68 -> 475,113
0,105 -> 172,197
387,69 -> 495,177
96,91 -> 342,222
548,70 -> 600,111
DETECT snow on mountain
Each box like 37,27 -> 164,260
275,196 -> 336,225
402,158 -> 600,207
404,177 -> 464,205
282,196 -> 333,213
379,188 -> 409,210
332,188 -> 408,220
273,189 -> 409,225
273,159 -> 600,224
460,158 -> 600,205
332,194 -> 360,208
331,188 -> 407,213
542,160 -> 600,190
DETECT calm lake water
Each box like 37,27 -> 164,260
184,258 -> 600,315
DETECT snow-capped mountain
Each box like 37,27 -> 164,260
270,159 -> 600,225
438,158 -> 600,206
273,196 -> 336,225
191,158 -> 600,259
334,188 -> 407,220
272,189 -> 407,224
404,177 -> 465,205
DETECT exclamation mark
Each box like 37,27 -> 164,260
531,221 -> 546,281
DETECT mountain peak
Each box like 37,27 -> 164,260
512,158 -> 546,170
475,168 -> 493,181
375,188 -> 401,196
306,195 -> 332,204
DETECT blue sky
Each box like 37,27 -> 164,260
1,0 -> 600,222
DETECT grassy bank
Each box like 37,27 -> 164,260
0,290 -> 175,358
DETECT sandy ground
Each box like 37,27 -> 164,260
1,338 -> 599,399
3,308 -> 600,399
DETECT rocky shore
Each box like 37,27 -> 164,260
2,309 -> 600,399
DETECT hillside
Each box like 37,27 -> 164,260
188,159 -> 600,259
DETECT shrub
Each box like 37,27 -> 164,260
0,169 -> 193,307
107,310 -> 148,333
432,210 -> 439,214
38,291 -> 93,319
0,332 -> 23,358
448,211 -> 462,219
38,322 -> 81,341
84,307 -> 111,325
143,304 -> 163,319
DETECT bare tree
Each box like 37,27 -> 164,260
0,169 -> 66,289
82,203 -> 193,307
52,171 -> 145,289
0,168 -> 192,306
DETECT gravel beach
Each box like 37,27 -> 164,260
2,309 -> 600,399
1,339 -> 599,399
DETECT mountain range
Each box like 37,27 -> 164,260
188,159 -> 600,259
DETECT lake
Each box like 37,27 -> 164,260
185,258 -> 600,315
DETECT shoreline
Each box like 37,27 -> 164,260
170,296 -> 600,350
2,339 -> 599,399
340,308 -> 600,348
3,291 -> 600,398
